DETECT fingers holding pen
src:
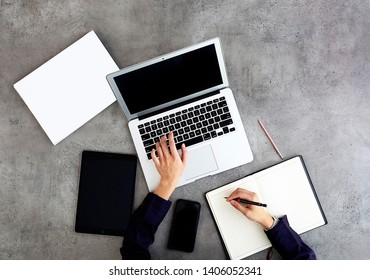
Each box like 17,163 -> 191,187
226,188 -> 257,203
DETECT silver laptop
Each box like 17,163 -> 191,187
107,38 -> 253,192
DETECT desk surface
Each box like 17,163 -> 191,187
1,0 -> 370,259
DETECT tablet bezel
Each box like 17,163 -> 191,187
75,150 -> 137,236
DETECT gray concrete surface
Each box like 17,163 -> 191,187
1,0 -> 370,259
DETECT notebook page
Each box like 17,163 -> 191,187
255,157 -> 325,233
206,177 -> 271,260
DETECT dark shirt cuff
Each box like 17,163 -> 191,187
265,215 -> 316,260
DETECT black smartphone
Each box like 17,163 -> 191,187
167,199 -> 201,252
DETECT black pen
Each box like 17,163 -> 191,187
224,197 -> 267,207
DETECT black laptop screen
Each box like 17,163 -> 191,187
113,44 -> 223,114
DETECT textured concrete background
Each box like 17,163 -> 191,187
1,0 -> 369,259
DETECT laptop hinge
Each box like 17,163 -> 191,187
138,90 -> 221,121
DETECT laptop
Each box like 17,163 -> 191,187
107,38 -> 253,192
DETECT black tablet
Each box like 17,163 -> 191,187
75,151 -> 137,236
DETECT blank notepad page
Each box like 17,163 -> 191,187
206,177 -> 271,260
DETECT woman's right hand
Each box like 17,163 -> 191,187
226,188 -> 274,230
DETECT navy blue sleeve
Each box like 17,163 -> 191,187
120,193 -> 171,260
265,215 -> 316,260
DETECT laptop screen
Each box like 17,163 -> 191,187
113,44 -> 223,115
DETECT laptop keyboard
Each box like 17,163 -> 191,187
138,97 -> 235,160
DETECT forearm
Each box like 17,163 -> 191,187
121,193 -> 171,260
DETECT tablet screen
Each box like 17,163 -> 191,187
75,151 -> 137,236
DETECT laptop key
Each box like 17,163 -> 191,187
147,150 -> 158,160
175,135 -> 203,150
141,133 -> 150,140
143,139 -> 154,147
220,119 -> 233,127
220,113 -> 231,120
139,128 -> 146,135
145,145 -> 156,153
203,133 -> 211,141
218,100 -> 227,107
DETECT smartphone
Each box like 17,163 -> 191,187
167,199 -> 201,252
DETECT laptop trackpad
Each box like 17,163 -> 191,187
183,145 -> 218,181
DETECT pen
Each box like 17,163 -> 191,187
258,119 -> 284,160
224,197 -> 267,207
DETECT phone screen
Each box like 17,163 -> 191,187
167,199 -> 201,252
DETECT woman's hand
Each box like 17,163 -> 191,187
226,188 -> 274,230
152,132 -> 188,200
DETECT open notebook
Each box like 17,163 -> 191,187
206,156 -> 327,260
